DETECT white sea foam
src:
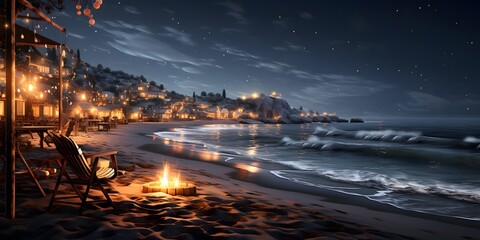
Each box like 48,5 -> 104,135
355,130 -> 422,141
316,169 -> 480,203
464,136 -> 480,143
313,126 -> 345,136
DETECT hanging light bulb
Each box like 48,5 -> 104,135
76,4 -> 82,10
96,0 -> 103,4
89,19 -> 95,26
77,11 -> 82,16
93,2 -> 101,9
83,6 -> 91,16
89,13 -> 94,19
21,34 -> 24,39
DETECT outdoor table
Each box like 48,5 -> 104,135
98,122 -> 110,132
16,125 -> 56,148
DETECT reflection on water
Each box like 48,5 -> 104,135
153,121 -> 480,221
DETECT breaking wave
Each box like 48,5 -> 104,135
316,169 -> 480,204
314,127 -> 479,149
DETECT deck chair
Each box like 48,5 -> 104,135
47,132 -> 118,214
44,120 -> 75,146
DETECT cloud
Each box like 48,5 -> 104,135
124,6 -> 140,14
300,12 -> 315,20
397,92 -> 451,112
249,62 -> 284,73
221,28 -> 244,34
102,21 -> 152,34
163,8 -> 175,14
67,32 -> 85,39
212,43 -> 259,60
249,61 -> 292,73
290,75 -> 391,102
91,45 -> 110,53
100,20 -> 211,67
175,80 -> 210,90
272,46 -> 288,51
160,27 -> 194,46
181,67 -> 202,74
273,41 -> 308,52
219,1 -> 248,25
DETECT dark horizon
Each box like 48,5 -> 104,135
32,0 -> 479,118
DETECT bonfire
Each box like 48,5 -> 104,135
143,162 -> 196,196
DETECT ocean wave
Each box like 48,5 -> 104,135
313,127 -> 478,149
314,127 -> 424,143
355,130 -> 422,142
313,126 -> 346,136
318,169 -> 480,203
464,136 -> 480,149
280,136 -> 480,168
281,136 -> 358,151
464,136 -> 480,143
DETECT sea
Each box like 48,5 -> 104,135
154,118 -> 480,221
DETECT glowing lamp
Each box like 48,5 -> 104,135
96,0 -> 103,4
83,7 -> 91,16
89,19 -> 95,26
93,2 -> 101,9
76,4 -> 82,10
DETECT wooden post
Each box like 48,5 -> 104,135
5,0 -> 16,220
58,45 -> 63,133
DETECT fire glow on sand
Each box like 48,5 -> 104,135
142,162 -> 196,196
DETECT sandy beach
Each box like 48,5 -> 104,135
1,121 -> 479,239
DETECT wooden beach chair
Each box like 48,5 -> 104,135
47,132 -> 118,214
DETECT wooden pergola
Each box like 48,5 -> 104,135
2,0 -> 66,219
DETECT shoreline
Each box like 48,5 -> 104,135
139,131 -> 480,236
1,121 -> 479,239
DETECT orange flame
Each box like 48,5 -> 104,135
159,162 -> 182,188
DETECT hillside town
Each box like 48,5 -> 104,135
1,43 -> 358,129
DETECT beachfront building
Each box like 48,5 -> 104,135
147,88 -> 167,100
129,108 -> 142,121
27,48 -> 54,77
158,108 -> 172,121
206,107 -> 220,119
96,104 -> 124,121
176,107 -> 196,120
231,108 -> 244,120
69,101 -> 97,119
99,91 -> 116,105
0,98 -> 26,118
31,100 -> 58,120
220,108 -> 229,119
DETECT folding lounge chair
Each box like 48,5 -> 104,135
47,133 -> 118,214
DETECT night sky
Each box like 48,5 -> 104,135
38,0 -> 479,118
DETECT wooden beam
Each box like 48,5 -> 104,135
16,42 -> 59,48
5,0 -> 16,220
17,0 -> 66,32
58,45 -> 63,133
16,15 -> 44,21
